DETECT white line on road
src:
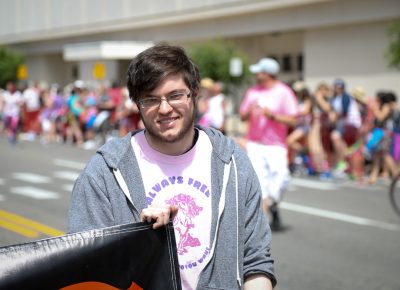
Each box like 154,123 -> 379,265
10,186 -> 60,199
53,171 -> 80,181
0,178 -> 4,186
0,194 -> 5,201
290,178 -> 338,191
62,184 -> 74,192
281,202 -> 400,231
12,173 -> 52,184
53,159 -> 86,170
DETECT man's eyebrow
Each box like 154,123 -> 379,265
145,89 -> 187,98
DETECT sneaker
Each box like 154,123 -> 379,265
335,160 -> 347,172
319,171 -> 332,181
332,160 -> 348,178
269,203 -> 282,231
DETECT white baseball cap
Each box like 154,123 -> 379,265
249,58 -> 280,75
74,80 -> 85,89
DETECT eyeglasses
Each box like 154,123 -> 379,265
137,91 -> 191,109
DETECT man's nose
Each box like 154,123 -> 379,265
158,98 -> 173,113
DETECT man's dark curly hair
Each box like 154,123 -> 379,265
126,44 -> 200,103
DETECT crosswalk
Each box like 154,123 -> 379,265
0,160 -> 388,201
0,159 -> 85,201
10,186 -> 60,199
12,173 -> 52,184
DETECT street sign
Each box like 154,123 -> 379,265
229,57 -> 242,77
17,64 -> 28,80
92,62 -> 106,79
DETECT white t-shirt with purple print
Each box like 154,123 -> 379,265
131,130 -> 212,290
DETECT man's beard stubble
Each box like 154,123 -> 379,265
140,103 -> 196,144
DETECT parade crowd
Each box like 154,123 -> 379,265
1,76 -> 399,185
0,80 -> 143,150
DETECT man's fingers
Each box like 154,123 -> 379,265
141,206 -> 179,229
170,205 -> 179,219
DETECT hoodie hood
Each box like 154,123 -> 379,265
96,130 -> 141,169
97,126 -> 236,168
196,125 -> 235,163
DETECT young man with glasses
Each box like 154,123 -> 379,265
68,44 -> 276,290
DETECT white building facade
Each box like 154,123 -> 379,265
1,0 -> 399,97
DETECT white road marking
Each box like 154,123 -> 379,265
10,186 -> 60,199
53,159 -> 85,170
290,178 -> 338,191
281,202 -> 400,231
0,194 -> 5,201
12,173 -> 51,184
62,184 -> 74,192
53,171 -> 79,181
0,178 -> 4,186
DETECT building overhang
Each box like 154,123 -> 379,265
63,41 -> 154,61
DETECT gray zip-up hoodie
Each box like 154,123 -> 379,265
68,126 -> 276,289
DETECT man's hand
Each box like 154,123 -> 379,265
140,205 -> 179,229
262,107 -> 274,119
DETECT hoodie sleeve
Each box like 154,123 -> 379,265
243,166 -> 277,287
67,159 -> 115,233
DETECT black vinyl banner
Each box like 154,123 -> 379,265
0,222 -> 182,290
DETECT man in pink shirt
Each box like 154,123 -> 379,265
239,58 -> 298,231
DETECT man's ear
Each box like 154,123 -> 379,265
192,89 -> 200,100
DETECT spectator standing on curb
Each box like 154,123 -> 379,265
368,91 -> 398,184
195,77 -> 214,125
329,79 -> 362,177
198,81 -> 226,133
0,88 -> 4,136
21,81 -> 41,139
68,44 -> 276,290
2,81 -> 23,145
66,81 -> 84,147
239,58 -> 298,231
314,82 -> 335,176
286,81 -> 313,174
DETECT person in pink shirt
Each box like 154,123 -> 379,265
239,58 -> 298,231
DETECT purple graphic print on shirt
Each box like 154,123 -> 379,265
166,193 -> 202,255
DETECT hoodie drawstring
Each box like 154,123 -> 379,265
113,168 -> 134,206
207,160 -> 231,263
232,156 -> 242,287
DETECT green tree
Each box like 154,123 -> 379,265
0,46 -> 24,88
188,40 -> 251,89
386,20 -> 400,69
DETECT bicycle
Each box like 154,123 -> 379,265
389,172 -> 400,218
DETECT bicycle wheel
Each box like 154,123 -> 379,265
389,173 -> 400,218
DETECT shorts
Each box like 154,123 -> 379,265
246,142 -> 290,202
333,123 -> 359,147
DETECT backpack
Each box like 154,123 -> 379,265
392,109 -> 400,133
391,109 -> 400,161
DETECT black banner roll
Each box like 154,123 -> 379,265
0,221 -> 181,290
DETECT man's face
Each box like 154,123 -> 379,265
6,82 -> 15,93
334,84 -> 344,95
138,74 -> 195,146
255,72 -> 270,84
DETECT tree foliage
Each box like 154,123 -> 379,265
187,40 -> 251,88
0,46 -> 24,88
386,20 -> 400,69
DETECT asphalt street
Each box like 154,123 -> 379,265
0,137 -> 399,290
